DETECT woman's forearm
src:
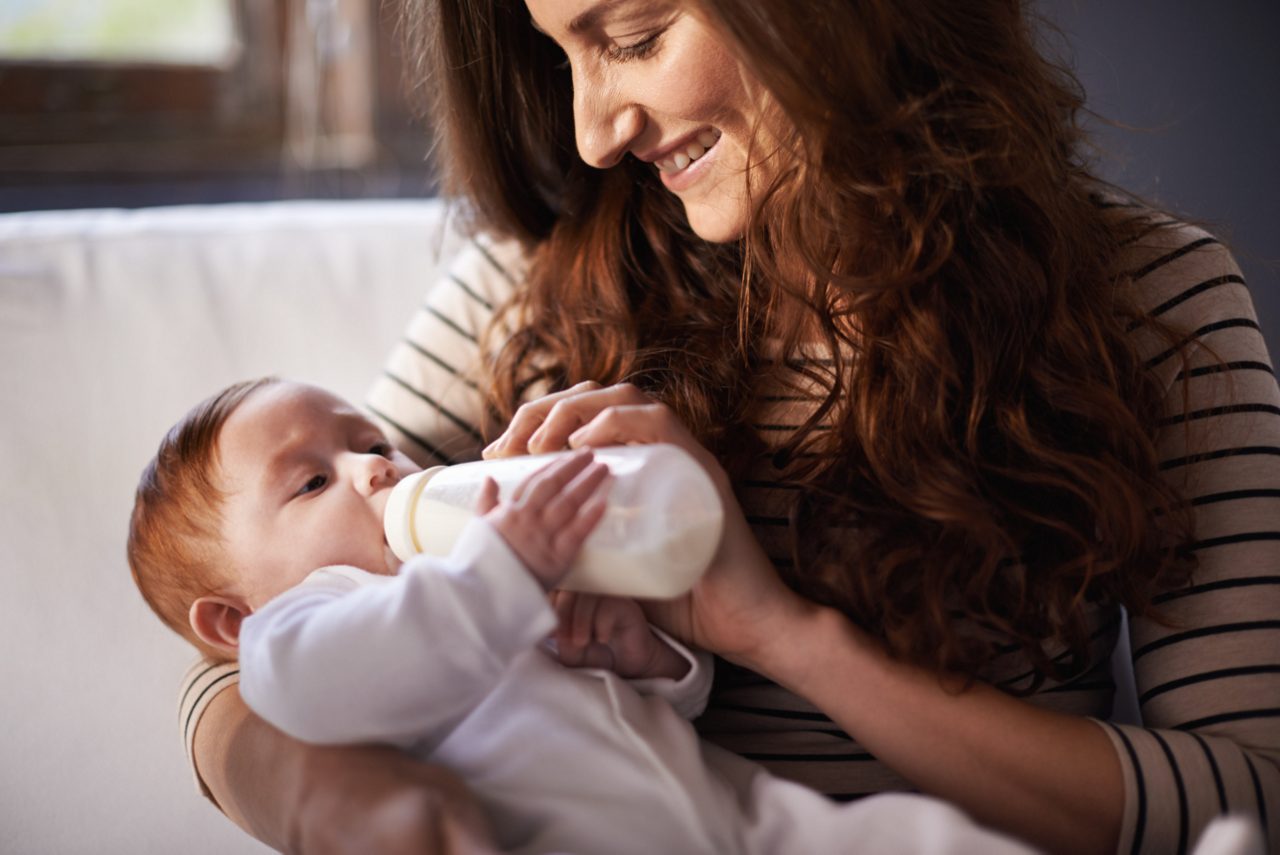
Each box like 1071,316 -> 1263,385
752,607 -> 1123,855
193,686 -> 496,854
193,686 -> 284,845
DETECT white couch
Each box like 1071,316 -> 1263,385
0,199 -> 464,854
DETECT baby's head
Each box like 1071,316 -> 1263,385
128,378 -> 419,661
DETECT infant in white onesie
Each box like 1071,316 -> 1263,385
130,378 -> 1033,854
239,517 -> 1031,854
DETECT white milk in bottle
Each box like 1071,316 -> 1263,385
383,444 -> 724,598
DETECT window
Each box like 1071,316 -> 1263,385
0,1 -> 240,65
0,0 -> 434,210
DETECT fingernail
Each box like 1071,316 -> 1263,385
567,427 -> 585,448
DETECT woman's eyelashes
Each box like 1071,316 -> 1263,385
605,27 -> 666,63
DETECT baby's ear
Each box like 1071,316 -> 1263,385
189,597 -> 250,658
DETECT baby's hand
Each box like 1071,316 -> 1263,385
549,591 -> 690,681
475,449 -> 611,591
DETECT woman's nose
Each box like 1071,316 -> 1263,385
573,70 -> 645,169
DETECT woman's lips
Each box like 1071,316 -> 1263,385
656,129 -> 722,191
655,129 -> 721,173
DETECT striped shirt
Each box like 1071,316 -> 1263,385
182,217 -> 1280,854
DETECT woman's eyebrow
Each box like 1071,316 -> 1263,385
569,0 -> 628,34
534,0 -> 640,37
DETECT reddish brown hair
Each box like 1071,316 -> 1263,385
127,378 -> 278,662
402,0 -> 1195,682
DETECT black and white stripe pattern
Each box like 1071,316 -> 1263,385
705,220 -> 1278,854
179,660 -> 240,801
365,236 -> 526,467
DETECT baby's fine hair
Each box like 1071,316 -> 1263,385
127,377 -> 279,662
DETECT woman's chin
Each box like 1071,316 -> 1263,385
683,202 -> 748,244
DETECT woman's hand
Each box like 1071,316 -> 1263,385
485,382 -> 818,666
196,688 -> 497,855
288,744 -> 496,855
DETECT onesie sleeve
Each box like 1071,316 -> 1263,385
238,517 -> 555,751
1096,224 -> 1280,855
364,235 -> 529,468
626,627 -> 715,720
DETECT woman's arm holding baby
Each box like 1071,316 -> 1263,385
193,686 -> 495,854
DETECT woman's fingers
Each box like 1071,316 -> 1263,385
483,380 -> 601,458
568,402 -> 728,494
485,382 -> 649,457
566,402 -> 686,450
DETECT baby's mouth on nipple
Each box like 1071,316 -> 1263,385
655,129 -> 721,174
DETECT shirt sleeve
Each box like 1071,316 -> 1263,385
364,235 -> 528,468
237,518 -> 556,751
178,658 -> 240,801
1097,223 -> 1280,855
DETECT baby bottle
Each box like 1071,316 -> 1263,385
384,444 -> 724,599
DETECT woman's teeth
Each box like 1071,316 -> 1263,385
657,130 -> 721,173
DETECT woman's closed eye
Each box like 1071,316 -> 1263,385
605,27 -> 666,63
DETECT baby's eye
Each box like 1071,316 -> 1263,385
368,442 -> 393,457
297,474 -> 327,496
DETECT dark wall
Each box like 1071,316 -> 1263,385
1041,0 -> 1280,350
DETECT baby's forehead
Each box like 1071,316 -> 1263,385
244,382 -> 368,427
216,383 -> 372,469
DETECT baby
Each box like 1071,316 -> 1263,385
128,377 -> 1032,855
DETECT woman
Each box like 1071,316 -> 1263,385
183,0 -> 1279,852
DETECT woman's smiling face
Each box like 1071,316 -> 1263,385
525,0 -> 782,243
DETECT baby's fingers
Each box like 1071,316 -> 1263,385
551,589 -> 600,651
568,589 -> 600,650
542,460 -> 611,530
511,448 -> 593,506
474,476 -> 500,515
551,592 -> 587,665
550,485 -> 609,567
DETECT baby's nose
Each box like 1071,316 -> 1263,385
354,454 -> 398,495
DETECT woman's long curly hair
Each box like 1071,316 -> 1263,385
401,0 -> 1196,684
